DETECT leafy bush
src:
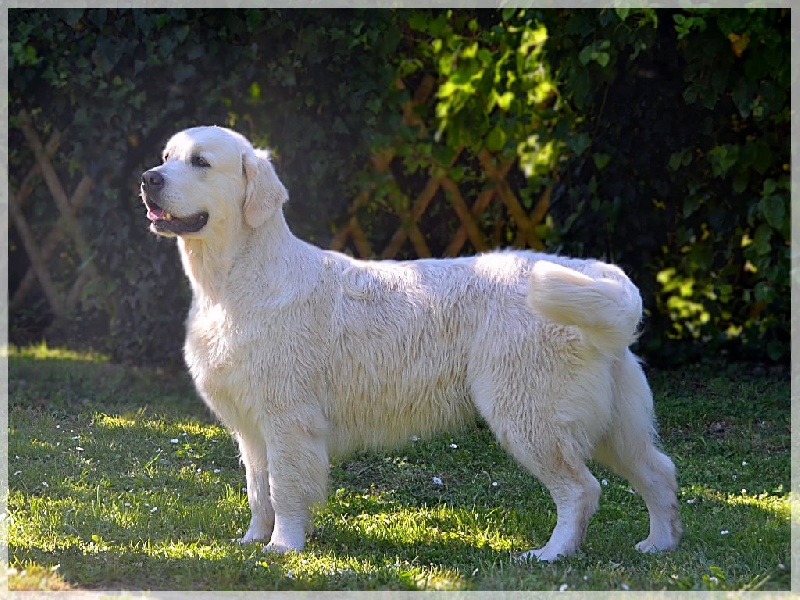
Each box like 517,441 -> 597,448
536,8 -> 790,363
371,7 -> 789,363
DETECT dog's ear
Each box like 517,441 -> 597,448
242,148 -> 288,229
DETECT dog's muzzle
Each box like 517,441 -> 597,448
141,169 -> 209,236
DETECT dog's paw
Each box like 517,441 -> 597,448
262,540 -> 302,554
635,536 -> 678,553
262,529 -> 306,554
635,539 -> 657,553
238,527 -> 271,544
237,534 -> 263,544
516,547 -> 562,562
263,514 -> 308,553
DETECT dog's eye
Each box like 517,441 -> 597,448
191,155 -> 210,168
162,153 -> 169,163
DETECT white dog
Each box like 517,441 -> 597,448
141,126 -> 681,561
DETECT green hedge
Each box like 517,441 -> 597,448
540,9 -> 790,363
9,8 -> 789,366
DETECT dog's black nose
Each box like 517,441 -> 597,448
142,169 -> 164,189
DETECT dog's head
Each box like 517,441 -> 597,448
140,126 -> 287,238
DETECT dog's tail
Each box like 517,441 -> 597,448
527,260 -> 642,354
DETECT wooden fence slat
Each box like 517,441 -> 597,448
329,224 -> 353,253
10,114 -> 98,316
333,214 -> 374,258
18,112 -> 97,273
513,185 -> 552,248
444,181 -> 503,256
530,185 -> 552,225
478,149 -> 544,250
399,74 -> 436,132
444,156 -> 517,255
349,222 -> 374,258
330,148 -> 396,254
331,77 -> 550,261
65,264 -> 96,311
379,144 -> 464,258
439,177 -> 489,254
11,175 -> 94,310
7,131 -> 60,228
380,176 -> 441,259
9,191 -> 64,315
407,224 -> 432,258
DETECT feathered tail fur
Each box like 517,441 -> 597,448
527,260 -> 643,353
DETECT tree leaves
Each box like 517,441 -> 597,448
579,40 -> 611,67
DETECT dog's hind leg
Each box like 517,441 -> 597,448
593,435 -> 681,553
592,353 -> 682,553
516,455 -> 602,561
474,386 -> 601,560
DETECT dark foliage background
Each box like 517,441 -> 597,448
8,8 -> 790,366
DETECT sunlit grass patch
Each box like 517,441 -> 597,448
317,493 -> 522,554
5,341 -> 109,362
7,563 -> 73,592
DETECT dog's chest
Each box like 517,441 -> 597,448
183,305 -> 250,415
183,304 -> 244,393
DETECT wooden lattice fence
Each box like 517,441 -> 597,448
9,112 -> 97,318
331,77 -> 552,260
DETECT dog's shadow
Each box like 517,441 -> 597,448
307,496 -> 524,565
300,436 -> 558,574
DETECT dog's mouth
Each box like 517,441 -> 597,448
144,199 -> 209,235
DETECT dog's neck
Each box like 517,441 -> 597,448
178,210 -> 297,307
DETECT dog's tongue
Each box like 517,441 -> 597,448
147,206 -> 166,221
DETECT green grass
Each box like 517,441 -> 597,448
7,343 -> 791,591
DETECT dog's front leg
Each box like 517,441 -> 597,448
263,419 -> 329,553
235,426 -> 275,543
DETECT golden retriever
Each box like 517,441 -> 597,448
140,126 -> 681,560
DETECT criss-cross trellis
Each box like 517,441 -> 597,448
330,77 -> 551,259
10,112 -> 96,316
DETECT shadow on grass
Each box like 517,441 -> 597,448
8,473 -> 514,590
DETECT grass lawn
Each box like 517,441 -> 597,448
6,343 -> 791,591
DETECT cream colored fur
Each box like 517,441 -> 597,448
141,126 -> 682,561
